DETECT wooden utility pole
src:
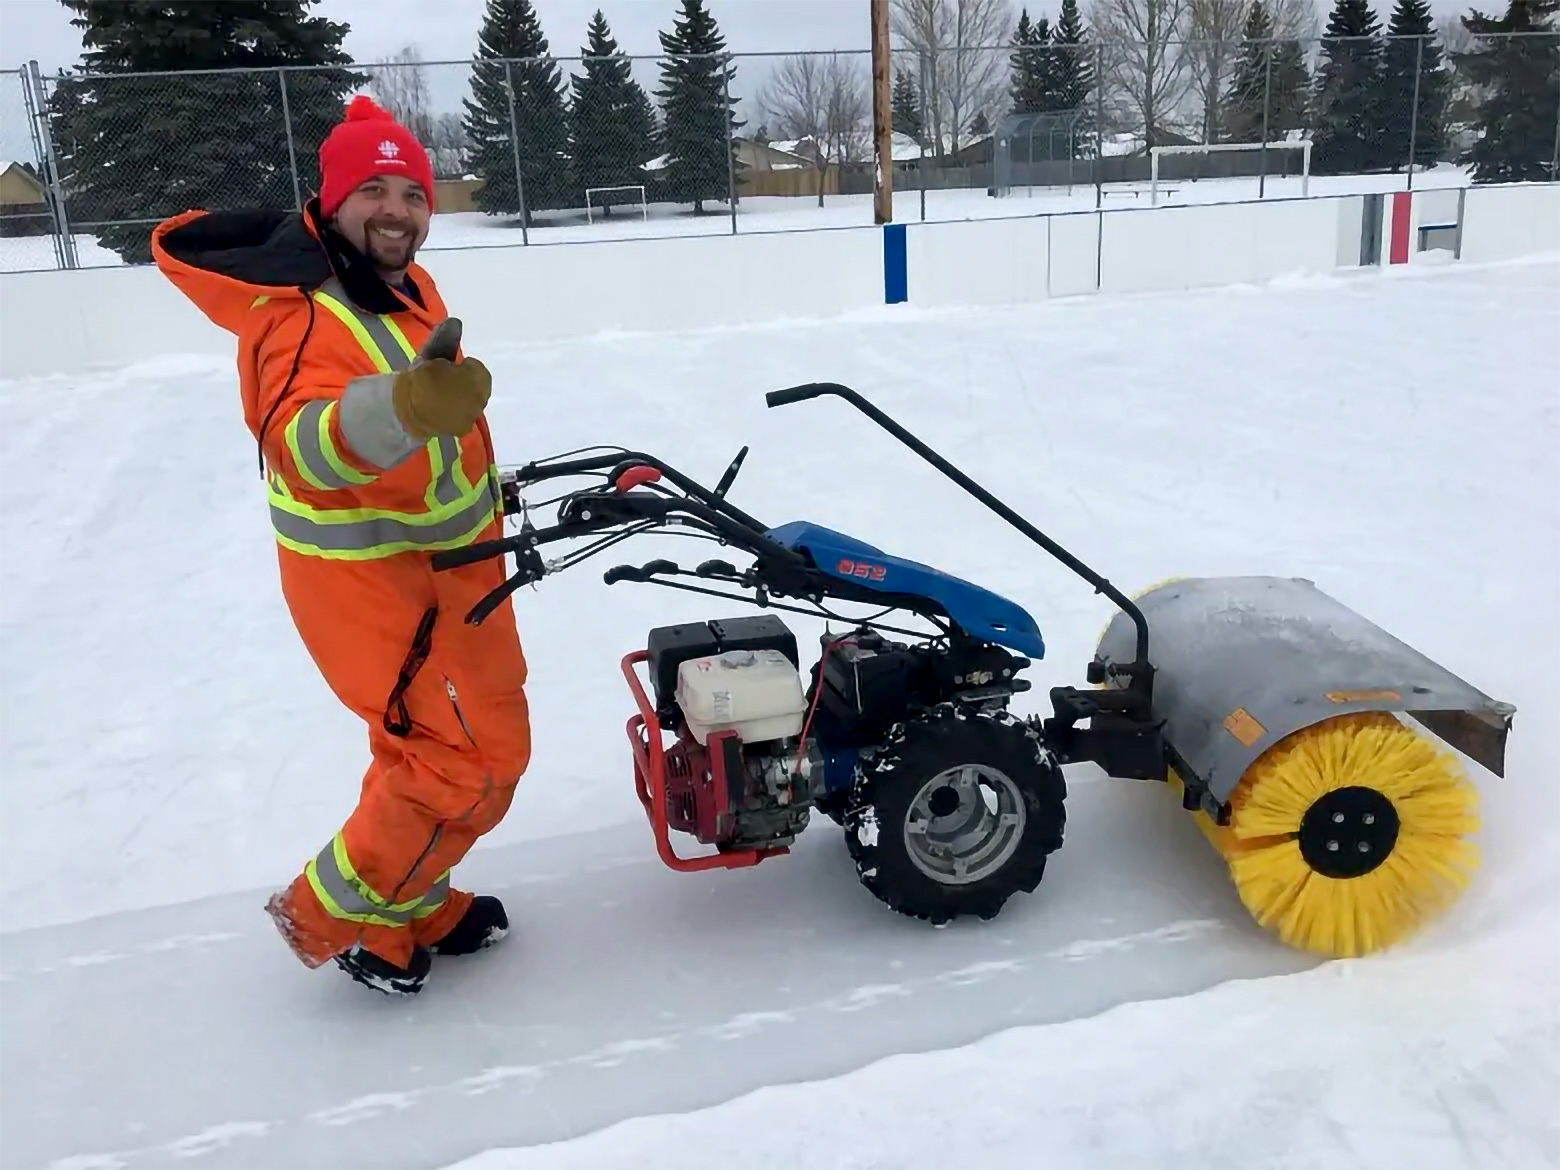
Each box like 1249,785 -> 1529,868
870,0 -> 893,223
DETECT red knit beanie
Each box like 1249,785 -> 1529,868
318,95 -> 436,218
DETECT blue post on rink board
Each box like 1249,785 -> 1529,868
882,223 -> 907,304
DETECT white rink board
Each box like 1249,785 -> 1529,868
3,186 -> 1556,379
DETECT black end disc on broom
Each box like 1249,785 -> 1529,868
1296,785 -> 1401,879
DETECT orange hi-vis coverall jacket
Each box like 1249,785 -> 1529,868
152,202 -> 531,970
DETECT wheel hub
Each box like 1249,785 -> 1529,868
1297,785 -> 1400,879
903,763 -> 1027,886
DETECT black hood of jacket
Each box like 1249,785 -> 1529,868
156,198 -> 424,314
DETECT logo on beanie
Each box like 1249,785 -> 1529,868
376,138 -> 405,166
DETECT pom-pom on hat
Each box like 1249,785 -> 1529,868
318,94 -> 435,218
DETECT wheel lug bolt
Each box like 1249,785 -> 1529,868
1327,840 -> 1339,851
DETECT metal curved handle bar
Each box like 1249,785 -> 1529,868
765,381 -> 1151,667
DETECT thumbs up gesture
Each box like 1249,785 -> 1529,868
390,317 -> 492,441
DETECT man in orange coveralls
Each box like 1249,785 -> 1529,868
152,96 -> 530,996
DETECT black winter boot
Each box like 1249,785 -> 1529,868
432,895 -> 509,956
334,943 -> 432,995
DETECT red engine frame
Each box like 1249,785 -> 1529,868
621,649 -> 791,873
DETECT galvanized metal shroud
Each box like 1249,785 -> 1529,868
1094,576 -> 1516,805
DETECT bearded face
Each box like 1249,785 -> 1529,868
332,175 -> 431,276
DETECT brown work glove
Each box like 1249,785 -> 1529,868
391,318 -> 491,441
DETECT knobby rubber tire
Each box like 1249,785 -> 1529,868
842,703 -> 1067,924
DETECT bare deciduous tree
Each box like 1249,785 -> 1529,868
428,112 -> 470,178
1089,0 -> 1195,147
368,46 -> 435,145
890,0 -> 1015,159
1186,0 -> 1250,142
761,53 -> 871,205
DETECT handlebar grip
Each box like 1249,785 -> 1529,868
431,538 -> 513,572
765,384 -> 828,408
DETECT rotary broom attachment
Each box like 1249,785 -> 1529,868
1096,577 -> 1512,960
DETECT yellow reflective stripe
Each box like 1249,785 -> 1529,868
425,438 -> 446,511
313,291 -> 392,374
303,837 -> 451,927
284,407 -> 332,492
331,836 -> 425,914
267,471 -> 500,560
251,295 -> 270,308
283,401 -> 377,491
379,314 -> 418,362
316,404 -> 376,487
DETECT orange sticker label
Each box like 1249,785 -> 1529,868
1325,689 -> 1403,703
1224,707 -> 1267,747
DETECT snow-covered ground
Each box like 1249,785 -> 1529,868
0,164 -> 1469,272
0,253 -> 1555,1169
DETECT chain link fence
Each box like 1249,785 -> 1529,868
2,32 -> 1556,272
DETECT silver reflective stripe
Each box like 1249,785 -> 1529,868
338,372 -> 422,471
288,399 -> 373,490
319,277 -> 415,371
305,838 -> 450,927
270,485 -> 498,557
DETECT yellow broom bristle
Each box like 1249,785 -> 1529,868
1180,712 -> 1480,959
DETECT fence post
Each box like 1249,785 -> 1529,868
724,59 -> 738,235
917,49 -> 929,222
1551,42 -> 1560,181
1093,41 -> 1105,210
1406,35 -> 1423,191
503,59 -> 530,246
277,67 -> 303,212
24,60 -> 75,269
1259,41 -> 1273,199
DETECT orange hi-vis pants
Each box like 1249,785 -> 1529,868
266,537 -> 531,970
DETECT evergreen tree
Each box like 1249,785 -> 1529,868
568,9 -> 656,215
654,0 -> 743,212
1454,0 -> 1560,182
1268,37 -> 1314,134
1222,1 -> 1311,141
1378,0 -> 1449,168
892,67 -> 925,142
1051,0 -> 1095,154
48,0 -> 361,263
1009,9 -> 1056,113
1223,0 -> 1276,141
461,0 -> 573,222
1312,0 -> 1391,172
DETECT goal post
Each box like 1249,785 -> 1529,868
1149,140 -> 1312,205
584,185 -> 649,225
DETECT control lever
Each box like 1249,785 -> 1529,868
713,445 -> 748,498
603,558 -> 679,585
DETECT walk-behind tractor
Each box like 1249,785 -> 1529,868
433,384 -> 1515,958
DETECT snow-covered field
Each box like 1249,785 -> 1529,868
0,165 -> 1469,272
1,252 -> 1555,1169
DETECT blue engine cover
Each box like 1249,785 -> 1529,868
764,520 -> 1045,659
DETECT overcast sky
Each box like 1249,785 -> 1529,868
4,0 -> 873,73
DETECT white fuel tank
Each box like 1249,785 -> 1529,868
675,648 -> 808,746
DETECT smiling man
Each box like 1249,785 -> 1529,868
149,96 -> 531,997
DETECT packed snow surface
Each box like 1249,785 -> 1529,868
0,254 -> 1555,1170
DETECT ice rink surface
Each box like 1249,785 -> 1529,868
1,254 -> 1555,1169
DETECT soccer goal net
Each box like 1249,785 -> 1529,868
1148,140 -> 1312,205
584,185 -> 649,225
